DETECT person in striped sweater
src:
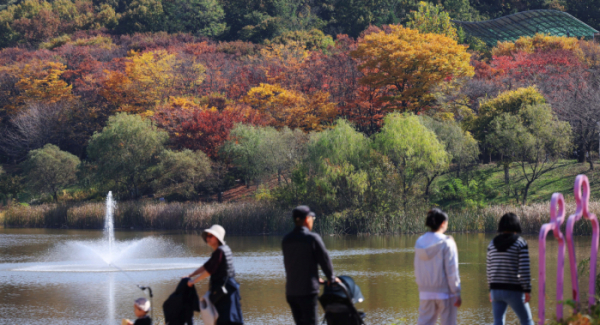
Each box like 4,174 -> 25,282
486,213 -> 533,325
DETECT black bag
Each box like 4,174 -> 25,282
163,278 -> 199,325
209,276 -> 229,304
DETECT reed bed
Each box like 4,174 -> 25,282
2,201 -> 290,234
315,201 -> 600,235
3,200 -> 599,235
474,201 -> 600,235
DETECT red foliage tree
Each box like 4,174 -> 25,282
11,9 -> 60,43
153,101 -> 270,158
339,84 -> 386,135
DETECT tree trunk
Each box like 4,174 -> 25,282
217,190 -> 223,203
424,176 -> 434,197
522,182 -> 531,205
504,164 -> 510,185
53,191 -> 59,202
589,156 -> 595,171
578,144 -> 586,163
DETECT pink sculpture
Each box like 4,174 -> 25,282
565,175 -> 599,307
538,174 -> 600,325
538,193 -> 566,324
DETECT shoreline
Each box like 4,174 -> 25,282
2,200 -> 599,235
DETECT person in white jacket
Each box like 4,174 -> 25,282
414,208 -> 462,325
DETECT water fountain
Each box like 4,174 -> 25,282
12,192 -> 197,272
105,191 -> 116,264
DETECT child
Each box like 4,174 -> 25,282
414,208 -> 462,325
486,213 -> 533,325
123,298 -> 152,325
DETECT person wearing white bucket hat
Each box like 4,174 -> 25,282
185,225 -> 243,325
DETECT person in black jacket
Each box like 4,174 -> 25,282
186,225 -> 243,325
282,206 -> 338,325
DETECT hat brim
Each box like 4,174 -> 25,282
202,229 -> 225,245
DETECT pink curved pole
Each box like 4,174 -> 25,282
539,193 -> 566,324
566,174 -> 600,309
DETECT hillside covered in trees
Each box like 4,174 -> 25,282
2,0 -> 600,234
0,0 -> 599,48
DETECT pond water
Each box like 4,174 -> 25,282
0,228 -> 594,324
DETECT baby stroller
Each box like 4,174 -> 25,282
319,275 -> 366,325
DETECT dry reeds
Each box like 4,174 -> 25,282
3,200 -> 598,235
476,201 -> 600,235
4,204 -> 53,228
67,203 -> 104,228
2,201 -> 290,234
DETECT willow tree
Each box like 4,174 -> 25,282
487,104 -> 572,204
222,124 -> 308,187
87,113 -> 169,199
420,116 -> 479,196
22,144 -> 80,201
285,119 -> 372,215
374,113 -> 448,209
151,149 -> 212,200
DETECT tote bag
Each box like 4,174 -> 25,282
200,291 -> 219,325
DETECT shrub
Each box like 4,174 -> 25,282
22,144 -> 80,202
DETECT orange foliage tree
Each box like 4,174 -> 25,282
0,60 -> 74,116
351,25 -> 474,114
243,83 -> 337,132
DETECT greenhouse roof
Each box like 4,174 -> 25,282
453,10 -> 599,46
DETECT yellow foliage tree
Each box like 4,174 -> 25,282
578,39 -> 600,69
351,25 -> 473,114
493,33 -> 583,59
101,50 -> 205,114
243,83 -> 336,132
465,86 -> 546,143
7,61 -> 74,115
252,43 -> 308,84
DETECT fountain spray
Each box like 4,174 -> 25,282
105,192 -> 154,321
104,191 -> 116,264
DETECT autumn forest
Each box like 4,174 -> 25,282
1,0 -> 600,233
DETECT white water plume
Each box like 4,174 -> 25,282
16,191 -> 194,273
104,191 -> 116,264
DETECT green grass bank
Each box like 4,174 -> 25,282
433,160 -> 600,208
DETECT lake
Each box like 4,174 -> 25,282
0,228 -> 593,324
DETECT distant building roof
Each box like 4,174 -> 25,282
453,10 -> 599,46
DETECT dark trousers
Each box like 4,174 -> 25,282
287,294 -> 318,325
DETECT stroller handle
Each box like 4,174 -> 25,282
320,280 -> 352,302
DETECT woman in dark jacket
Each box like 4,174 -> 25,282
486,213 -> 533,325
187,225 -> 243,325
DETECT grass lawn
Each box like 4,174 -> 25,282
433,159 -> 600,207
